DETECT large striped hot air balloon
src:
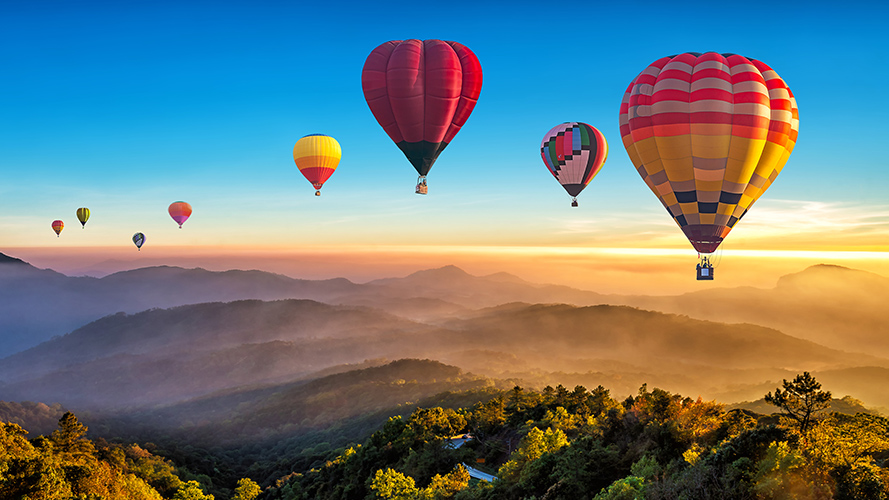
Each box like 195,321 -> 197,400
540,122 -> 608,207
76,207 -> 90,228
293,134 -> 341,196
51,220 -> 64,237
362,39 -> 483,194
168,201 -> 192,228
619,52 -> 799,264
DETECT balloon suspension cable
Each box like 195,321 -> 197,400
711,244 -> 724,268
697,253 -> 712,266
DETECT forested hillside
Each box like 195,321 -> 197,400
0,411 -> 260,499
3,370 -> 887,499
265,376 -> 889,500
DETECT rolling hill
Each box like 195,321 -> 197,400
620,264 -> 889,358
3,296 -> 886,410
0,254 -> 607,357
0,253 -> 362,356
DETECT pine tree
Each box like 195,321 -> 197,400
764,372 -> 832,435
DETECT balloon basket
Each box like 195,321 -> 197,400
696,256 -> 714,281
571,198 -> 578,207
415,176 -> 428,195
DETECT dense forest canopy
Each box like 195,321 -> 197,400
3,372 -> 887,499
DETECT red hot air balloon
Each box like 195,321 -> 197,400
362,39 -> 483,194
51,220 -> 64,237
168,201 -> 192,228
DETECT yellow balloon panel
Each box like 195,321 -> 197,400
293,135 -> 342,170
691,132 -> 730,159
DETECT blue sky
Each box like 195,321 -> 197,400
2,0 -> 888,289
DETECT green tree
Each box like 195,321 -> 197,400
232,477 -> 262,500
764,372 -> 831,436
370,468 -> 417,499
173,480 -> 215,500
807,413 -> 889,469
752,441 -> 832,499
594,476 -> 645,500
124,444 -> 183,497
540,406 -> 583,436
404,407 -> 467,446
806,414 -> 889,500
420,464 -> 470,499
50,412 -> 95,461
506,386 -> 529,416
498,426 -> 568,482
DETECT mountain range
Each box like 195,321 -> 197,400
0,253 -> 609,357
2,251 -> 888,412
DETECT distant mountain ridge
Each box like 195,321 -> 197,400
3,295 -> 886,410
0,253 -> 29,265
0,255 -> 607,357
620,264 -> 889,357
3,252 -> 889,409
0,299 -> 438,406
0,255 -> 363,356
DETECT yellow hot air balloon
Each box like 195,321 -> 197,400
76,207 -> 90,228
619,52 -> 799,279
293,134 -> 341,196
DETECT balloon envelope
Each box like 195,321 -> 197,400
76,207 -> 90,228
51,220 -> 64,236
362,39 -> 483,179
540,122 -> 608,203
133,232 -> 145,250
619,52 -> 799,253
293,134 -> 341,195
168,201 -> 192,228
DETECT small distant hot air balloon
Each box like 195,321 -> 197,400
619,52 -> 799,279
293,134 -> 341,196
540,122 -> 608,207
133,232 -> 145,250
51,220 -> 64,237
76,207 -> 90,228
168,201 -> 192,228
362,39 -> 483,194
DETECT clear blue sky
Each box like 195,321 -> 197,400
2,0 -> 888,288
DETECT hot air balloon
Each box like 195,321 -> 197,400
51,220 -> 64,237
540,122 -> 608,207
362,39 -> 483,194
168,201 -> 192,228
293,134 -> 341,196
76,207 -> 90,228
133,232 -> 145,250
619,52 -> 799,279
